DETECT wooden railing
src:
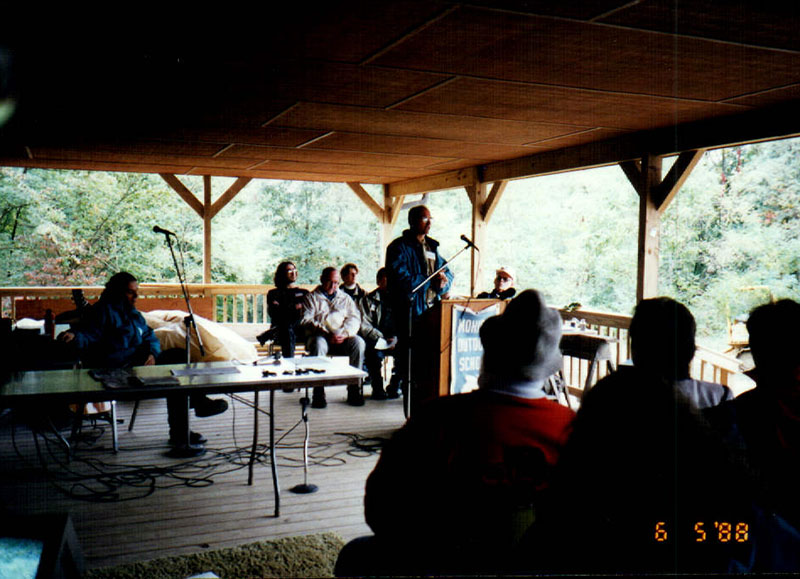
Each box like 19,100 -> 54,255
1,285 -> 741,388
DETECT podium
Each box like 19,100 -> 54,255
411,298 -> 507,415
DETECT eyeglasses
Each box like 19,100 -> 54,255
420,216 -> 433,223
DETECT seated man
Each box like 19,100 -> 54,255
707,300 -> 800,539
340,262 -> 366,303
630,297 -> 732,408
358,267 -> 399,400
336,290 -> 575,576
59,272 -> 227,453
300,266 -> 366,408
477,266 -> 517,300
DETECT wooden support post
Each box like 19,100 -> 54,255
203,175 -> 212,284
623,150 -> 704,303
381,186 -> 404,263
467,182 -> 489,296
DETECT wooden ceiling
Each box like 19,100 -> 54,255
1,1 -> 799,189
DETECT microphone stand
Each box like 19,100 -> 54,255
404,240 -> 472,418
160,231 -> 206,458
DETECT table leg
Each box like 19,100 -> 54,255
248,391 -> 259,485
270,389 -> 280,517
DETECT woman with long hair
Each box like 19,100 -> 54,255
258,261 -> 309,358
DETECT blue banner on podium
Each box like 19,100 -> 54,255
450,303 -> 500,394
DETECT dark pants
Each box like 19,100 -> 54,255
157,348 -> 194,441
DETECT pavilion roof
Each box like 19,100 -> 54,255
1,2 -> 799,192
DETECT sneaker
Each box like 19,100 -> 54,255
385,387 -> 401,399
193,396 -> 229,418
311,387 -> 327,409
347,385 -> 365,406
371,387 -> 387,401
169,431 -> 207,446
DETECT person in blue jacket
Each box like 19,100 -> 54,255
385,205 -> 453,398
60,272 -> 226,453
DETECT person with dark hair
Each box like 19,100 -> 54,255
518,298 -> 757,575
358,267 -> 399,400
336,290 -> 575,576
59,272 -> 227,453
300,266 -> 366,408
385,205 -> 453,398
340,263 -> 366,303
706,299 -> 800,537
629,297 -> 732,408
477,266 -> 517,300
258,261 -> 309,358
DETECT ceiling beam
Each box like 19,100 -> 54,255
482,100 -> 800,184
347,182 -> 385,221
386,167 -> 479,197
159,173 -> 204,217
652,149 -> 705,211
481,180 -> 508,222
209,177 -> 252,220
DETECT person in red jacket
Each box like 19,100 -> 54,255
336,289 -> 575,576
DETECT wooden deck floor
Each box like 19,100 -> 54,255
0,385 -> 407,570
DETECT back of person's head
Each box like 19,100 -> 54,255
273,261 -> 296,288
747,299 -> 800,385
478,289 -> 562,391
630,297 -> 696,380
376,267 -> 387,284
101,271 -> 137,302
407,204 -> 428,226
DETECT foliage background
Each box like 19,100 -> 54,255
2,136 -> 799,349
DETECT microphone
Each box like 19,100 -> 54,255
153,225 -> 176,237
461,234 -> 479,251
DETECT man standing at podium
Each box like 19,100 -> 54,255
385,205 -> 453,399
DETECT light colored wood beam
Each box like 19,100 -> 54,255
636,154 -> 663,303
481,180 -> 508,222
203,175 -> 212,284
347,182 -> 385,221
209,177 -> 252,220
652,149 -> 705,211
160,173 -> 204,217
380,186 -> 405,264
467,183 -> 488,296
386,167 -> 478,198
619,160 -> 643,195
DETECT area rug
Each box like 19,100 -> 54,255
83,532 -> 345,579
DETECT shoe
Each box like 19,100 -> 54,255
311,387 -> 327,409
371,387 -> 387,401
347,386 -> 365,406
169,431 -> 207,446
193,396 -> 229,418
385,387 -> 400,399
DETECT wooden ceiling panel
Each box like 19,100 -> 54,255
269,102 -> 588,145
32,140 -> 226,158
308,132 -> 537,160
528,127 -> 631,150
601,0 -> 800,52
457,0 -> 634,20
272,61 -> 452,109
217,145 -> 454,169
725,84 -> 800,108
29,149 -> 256,170
373,6 -> 800,102
156,126 -> 327,148
268,1 -> 451,63
395,77 -> 748,130
243,159 -> 434,179
217,168 -> 394,184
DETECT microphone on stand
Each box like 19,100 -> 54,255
153,225 -> 177,237
461,234 -> 479,251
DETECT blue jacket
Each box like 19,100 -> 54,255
386,229 -> 454,318
72,298 -> 161,368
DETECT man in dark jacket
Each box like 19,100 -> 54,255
359,267 -> 399,400
385,205 -> 453,398
60,272 -> 227,453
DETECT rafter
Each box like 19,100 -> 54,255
160,173 -> 203,217
347,182 -> 385,221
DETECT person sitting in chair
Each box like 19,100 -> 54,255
59,272 -> 227,453
335,289 -> 575,576
258,261 -> 309,358
477,266 -> 517,300
300,266 -> 365,408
